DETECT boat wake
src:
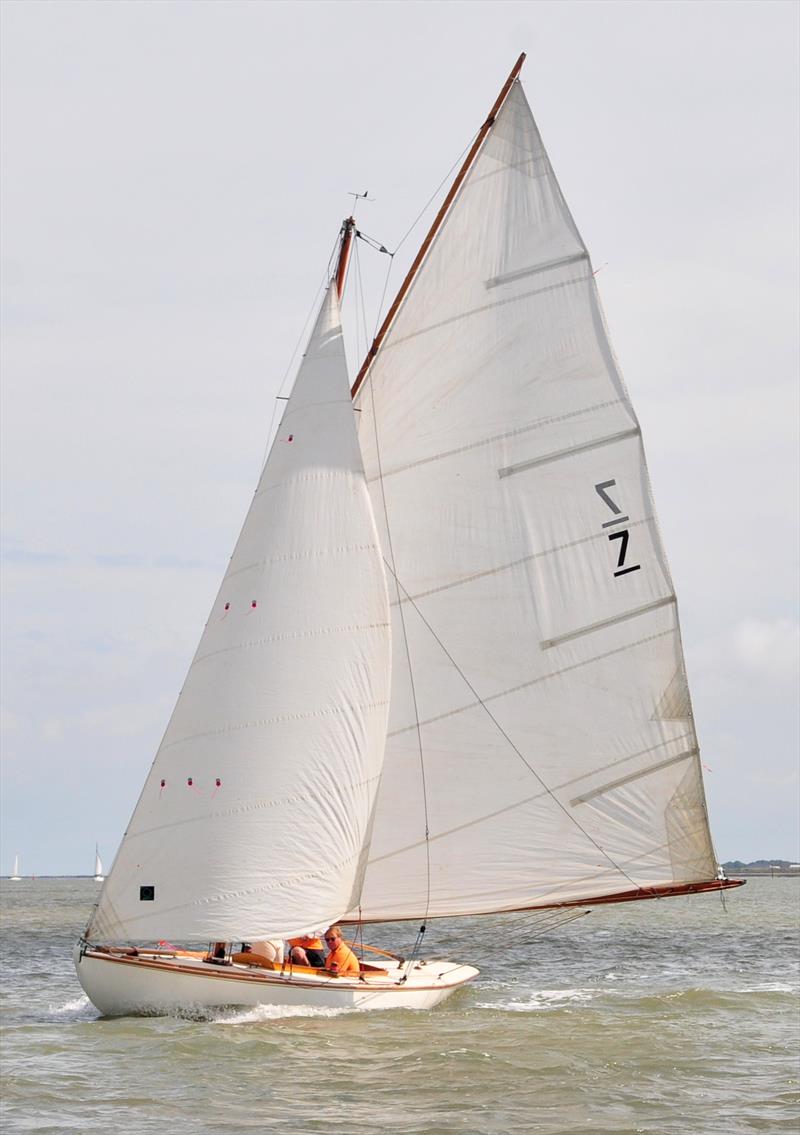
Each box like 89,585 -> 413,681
47,994 -> 99,1021
210,1002 -> 356,1025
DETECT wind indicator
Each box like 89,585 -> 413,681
348,189 -> 374,217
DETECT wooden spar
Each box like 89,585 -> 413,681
350,51 -> 526,398
520,876 -> 747,911
335,216 -> 356,300
342,877 -> 746,925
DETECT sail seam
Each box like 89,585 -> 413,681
570,749 -> 699,805
541,596 -> 676,649
375,272 -> 589,353
364,736 -> 697,866
254,471 -> 365,499
159,699 -> 390,753
563,733 -> 696,797
466,154 -> 552,188
353,876 -> 739,922
498,427 -> 641,477
364,817 -> 710,899
387,517 -> 654,607
105,852 -> 364,928
387,628 -> 674,737
192,623 -> 390,666
224,542 -> 381,580
486,251 -> 589,289
123,773 -> 384,841
280,396 -> 356,421
364,399 -> 625,482
382,567 -> 648,890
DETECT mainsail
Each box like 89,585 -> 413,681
350,78 -> 718,921
87,287 -> 391,942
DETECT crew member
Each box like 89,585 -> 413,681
287,934 -> 325,967
323,925 -> 360,976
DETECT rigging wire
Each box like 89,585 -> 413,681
364,358 -> 433,967
516,908 -> 591,941
354,229 -> 390,254
382,566 -> 644,895
390,134 -> 478,257
349,134 -> 477,352
353,228 -> 395,346
372,244 -> 395,344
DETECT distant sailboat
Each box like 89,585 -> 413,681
93,847 -> 105,883
10,855 -> 21,881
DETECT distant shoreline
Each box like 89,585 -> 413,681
726,867 -> 800,877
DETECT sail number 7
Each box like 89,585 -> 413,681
595,480 -> 641,578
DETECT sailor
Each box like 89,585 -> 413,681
287,934 -> 325,967
242,939 -> 283,963
323,925 -> 360,976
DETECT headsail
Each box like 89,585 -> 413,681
351,78 -> 718,921
87,286 -> 391,942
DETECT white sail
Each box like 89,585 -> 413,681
87,286 -> 391,942
10,855 -> 21,880
351,80 -> 717,921
94,847 -> 104,881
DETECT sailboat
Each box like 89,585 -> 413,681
93,846 -> 105,883
9,855 -> 21,881
74,55 -> 742,1018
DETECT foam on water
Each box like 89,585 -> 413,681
210,1002 -> 355,1025
738,981 -> 797,994
476,987 -> 594,1011
47,994 -> 99,1021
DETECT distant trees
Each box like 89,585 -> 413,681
722,859 -> 794,869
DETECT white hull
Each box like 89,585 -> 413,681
93,876 -> 105,883
74,945 -> 479,1018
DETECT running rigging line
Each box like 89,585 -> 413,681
382,564 -> 644,894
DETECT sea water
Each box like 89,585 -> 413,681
0,876 -> 797,1134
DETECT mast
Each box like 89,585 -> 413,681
350,52 -> 526,398
335,216 -> 356,300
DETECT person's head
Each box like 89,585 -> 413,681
324,925 -> 342,948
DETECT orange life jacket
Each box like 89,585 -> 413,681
324,941 -> 360,976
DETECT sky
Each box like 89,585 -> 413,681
1,0 -> 798,877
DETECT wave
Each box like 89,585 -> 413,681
209,1002 -> 356,1025
46,994 -> 99,1021
475,987 -> 594,1011
737,981 -> 797,994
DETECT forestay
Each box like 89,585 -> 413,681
351,80 -> 717,921
87,287 -> 391,942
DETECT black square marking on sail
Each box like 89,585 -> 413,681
139,885 -> 155,901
